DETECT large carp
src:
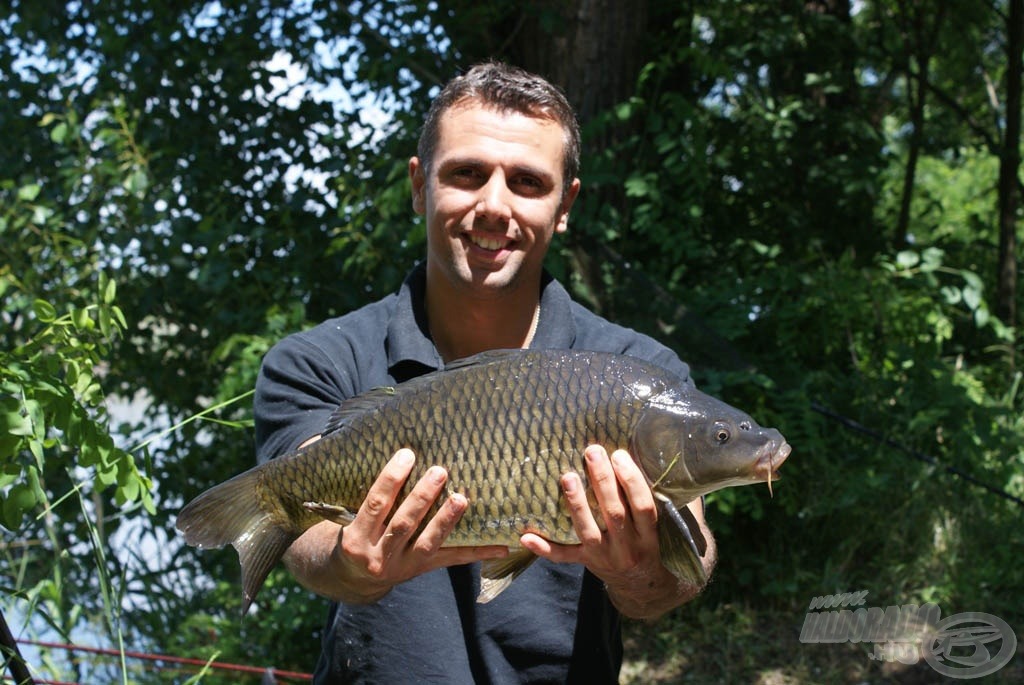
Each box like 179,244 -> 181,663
176,349 -> 791,610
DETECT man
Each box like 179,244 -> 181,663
254,61 -> 716,683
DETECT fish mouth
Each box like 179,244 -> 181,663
754,439 -> 791,496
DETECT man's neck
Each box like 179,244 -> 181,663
425,277 -> 542,363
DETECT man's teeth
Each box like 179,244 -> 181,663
470,235 -> 508,250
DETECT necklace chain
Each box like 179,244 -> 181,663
523,302 -> 541,348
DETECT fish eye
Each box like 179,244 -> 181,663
715,424 -> 730,444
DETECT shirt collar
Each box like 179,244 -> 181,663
385,262 -> 443,379
530,271 -> 577,349
385,263 -> 578,377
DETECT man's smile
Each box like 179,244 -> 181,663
467,232 -> 514,252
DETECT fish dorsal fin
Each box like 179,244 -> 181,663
477,549 -> 538,603
323,386 -> 400,436
654,493 -> 707,586
321,351 -> 526,437
444,348 -> 525,372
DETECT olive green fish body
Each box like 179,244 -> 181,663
177,349 -> 791,610
273,350 -> 648,545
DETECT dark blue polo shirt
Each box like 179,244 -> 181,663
254,262 -> 691,684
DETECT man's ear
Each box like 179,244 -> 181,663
555,177 -> 582,234
409,156 -> 426,215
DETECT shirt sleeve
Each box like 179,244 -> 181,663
621,334 -> 694,388
253,331 -> 358,463
568,303 -> 694,388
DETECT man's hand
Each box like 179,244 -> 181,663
520,445 -> 714,619
284,448 -> 508,604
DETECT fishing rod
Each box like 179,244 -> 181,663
811,401 -> 1024,508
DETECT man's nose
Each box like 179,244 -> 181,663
475,174 -> 512,224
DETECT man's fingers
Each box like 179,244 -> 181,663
608,449 -> 658,532
585,445 -> 628,533
352,449 -> 416,536
380,464 -> 449,554
561,472 -> 603,546
410,492 -> 467,554
520,533 -> 580,564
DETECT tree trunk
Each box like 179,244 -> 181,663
892,1 -> 946,244
507,0 -> 648,124
996,0 -> 1022,345
504,0 -> 650,316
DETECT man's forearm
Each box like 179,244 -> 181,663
604,548 -> 716,619
283,520 -> 392,604
605,513 -> 718,620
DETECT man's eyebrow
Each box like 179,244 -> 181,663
438,155 -> 485,169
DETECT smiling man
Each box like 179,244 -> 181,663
253,61 -> 716,684
413,102 -> 575,362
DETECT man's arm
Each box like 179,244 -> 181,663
283,444 -> 508,604
520,445 -> 716,620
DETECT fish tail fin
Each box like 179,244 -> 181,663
176,469 -> 298,613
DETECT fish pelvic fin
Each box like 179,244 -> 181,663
302,501 -> 356,526
654,494 -> 708,587
478,549 -> 538,603
176,469 -> 298,614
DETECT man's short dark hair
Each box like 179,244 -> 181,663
417,61 -> 581,196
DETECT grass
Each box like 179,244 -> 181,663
620,600 -> 1023,685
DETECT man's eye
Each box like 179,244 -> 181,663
514,176 -> 544,192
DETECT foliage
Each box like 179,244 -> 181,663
1,0 -> 1022,681
0,116 -> 154,679
0,272 -> 151,530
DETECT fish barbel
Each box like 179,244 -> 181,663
176,349 -> 791,610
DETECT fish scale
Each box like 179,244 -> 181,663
176,348 -> 791,611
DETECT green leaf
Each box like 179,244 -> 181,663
4,482 -> 37,521
962,286 -> 981,311
33,299 -> 58,323
96,463 -> 118,487
99,307 -> 112,338
961,270 -> 983,292
17,184 -> 41,202
895,250 -> 919,269
101,273 -> 117,304
118,474 -> 140,503
939,286 -> 961,305
50,121 -> 68,143
71,306 -> 92,331
3,407 -> 33,437
624,174 -> 650,198
919,247 -> 943,272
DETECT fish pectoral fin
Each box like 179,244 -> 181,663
302,501 -> 356,526
654,495 -> 708,586
477,549 -> 538,604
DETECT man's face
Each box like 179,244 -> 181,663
410,102 -> 580,300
